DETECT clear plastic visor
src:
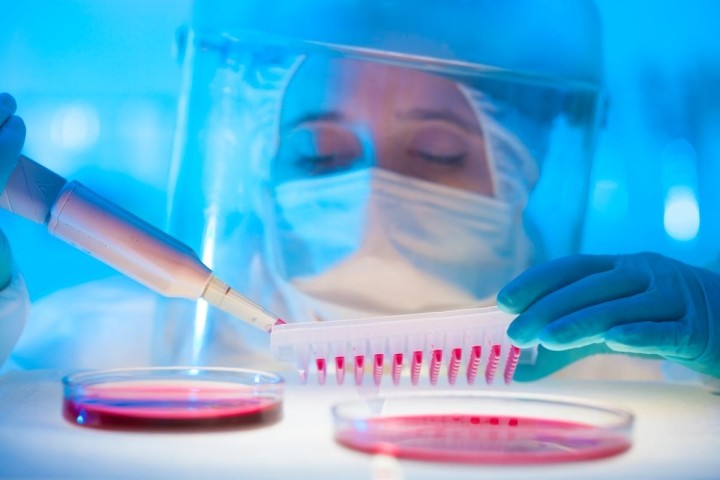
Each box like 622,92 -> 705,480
162,34 -> 604,363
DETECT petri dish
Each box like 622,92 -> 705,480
332,391 -> 633,464
62,367 -> 284,430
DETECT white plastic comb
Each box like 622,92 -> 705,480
271,306 -> 536,386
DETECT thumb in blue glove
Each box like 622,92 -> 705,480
0,92 -> 26,289
498,252 -> 720,379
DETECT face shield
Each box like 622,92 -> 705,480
160,0 -> 605,363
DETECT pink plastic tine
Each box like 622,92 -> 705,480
447,347 -> 462,385
373,353 -> 384,386
485,344 -> 502,384
315,358 -> 326,385
411,350 -> 423,386
429,349 -> 443,385
503,345 -> 522,384
297,368 -> 308,385
295,347 -> 310,385
466,345 -> 482,385
392,353 -> 403,385
354,355 -> 365,385
335,356 -> 346,385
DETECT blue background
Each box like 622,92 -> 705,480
1,0 -> 719,301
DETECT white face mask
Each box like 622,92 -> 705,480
263,168 -> 531,321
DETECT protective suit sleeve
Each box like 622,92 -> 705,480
0,92 -> 29,366
497,252 -> 720,380
8,276 -> 158,371
0,265 -> 29,367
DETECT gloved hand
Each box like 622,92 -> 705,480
497,252 -> 720,380
0,92 -> 26,290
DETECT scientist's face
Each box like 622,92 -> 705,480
261,57 -> 532,321
274,57 -> 494,196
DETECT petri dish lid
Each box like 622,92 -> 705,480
332,391 -> 634,464
62,366 -> 284,430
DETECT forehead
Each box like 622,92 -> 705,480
280,56 -> 476,125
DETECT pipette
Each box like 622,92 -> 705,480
0,155 -> 284,333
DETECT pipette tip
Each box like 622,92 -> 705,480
203,276 -> 285,333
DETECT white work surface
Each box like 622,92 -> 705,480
0,369 -> 719,479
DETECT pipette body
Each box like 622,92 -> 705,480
0,155 -> 283,332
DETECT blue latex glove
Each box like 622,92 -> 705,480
498,253 -> 720,380
0,92 -> 26,289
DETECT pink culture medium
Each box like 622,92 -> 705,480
332,392 -> 634,465
62,367 -> 284,430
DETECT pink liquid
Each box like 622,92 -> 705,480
335,356 -> 346,384
466,345 -> 482,384
429,349 -> 442,385
504,345 -> 521,384
485,344 -> 501,384
316,358 -> 327,385
335,414 -> 631,464
447,348 -> 462,385
410,351 -> 423,385
391,353 -> 403,385
63,384 -> 282,430
373,354 -> 384,386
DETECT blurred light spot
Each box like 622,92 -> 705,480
664,186 -> 699,241
591,179 -> 620,212
50,104 -> 100,151
192,300 -> 209,364
117,100 -> 167,185
371,454 -> 405,480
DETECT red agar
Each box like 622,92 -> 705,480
335,413 -> 631,464
63,385 -> 282,430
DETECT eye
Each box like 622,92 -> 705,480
284,124 -> 363,176
406,126 -> 470,168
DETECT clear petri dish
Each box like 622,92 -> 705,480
332,391 -> 633,464
62,367 -> 284,430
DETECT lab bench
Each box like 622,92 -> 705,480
0,369 -> 718,479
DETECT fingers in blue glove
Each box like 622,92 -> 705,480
502,254 -> 690,350
0,93 -> 25,190
499,252 -> 720,378
0,92 -> 18,127
0,230 -> 12,290
503,255 -> 666,348
513,343 -> 614,382
0,116 -> 25,154
539,292 -> 687,349
498,254 -> 616,313
605,320 -> 700,359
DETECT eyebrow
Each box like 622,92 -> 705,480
282,111 -> 346,130
396,108 -> 481,135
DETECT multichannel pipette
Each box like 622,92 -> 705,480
271,306 -> 536,386
0,155 -> 284,332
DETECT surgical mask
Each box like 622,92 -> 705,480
263,168 -> 531,321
